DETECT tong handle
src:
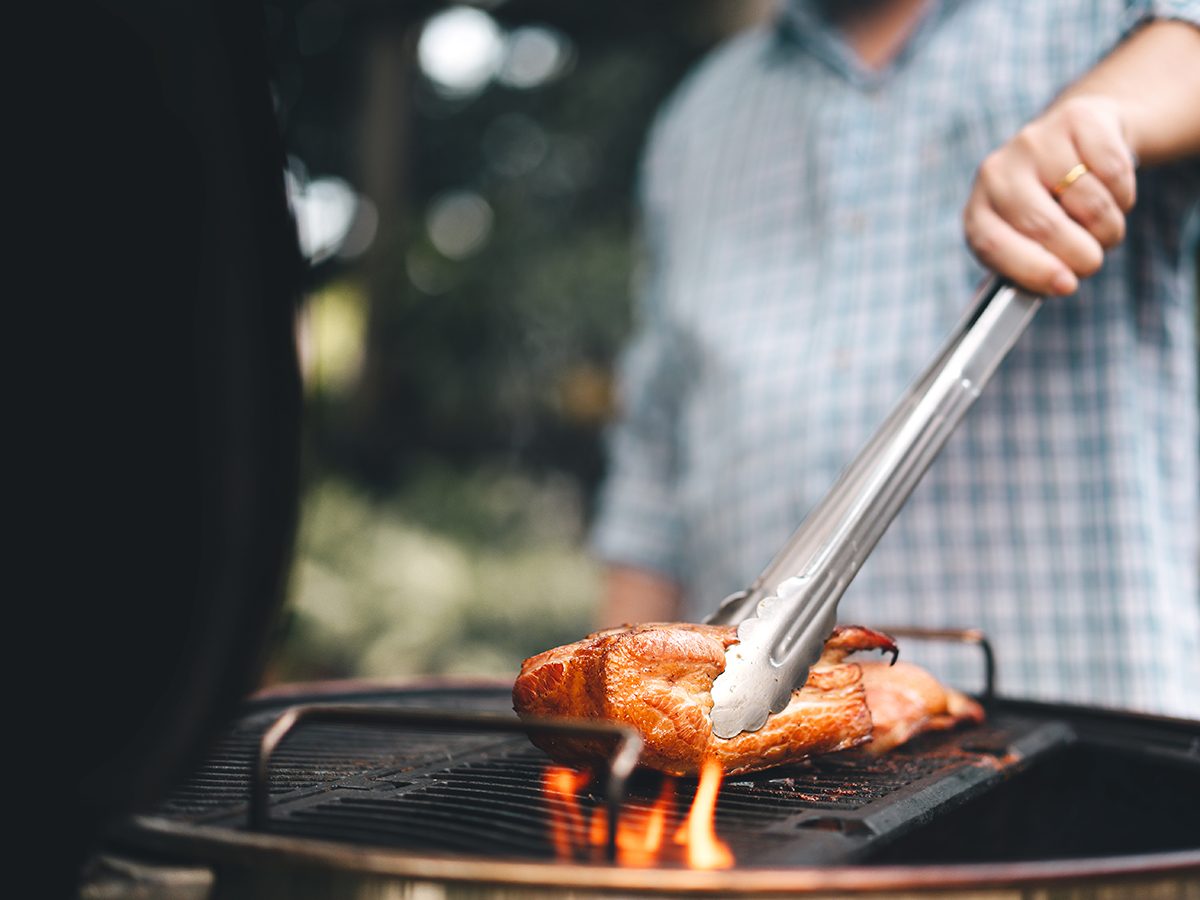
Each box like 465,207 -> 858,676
709,276 -> 1041,628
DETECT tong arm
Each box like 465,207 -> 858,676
706,276 -> 1041,739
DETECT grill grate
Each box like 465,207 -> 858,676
153,687 -> 1069,866
160,690 -> 518,816
723,751 -> 954,810
260,743 -> 968,862
268,748 -> 757,859
162,725 -> 507,814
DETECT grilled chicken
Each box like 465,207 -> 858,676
857,659 -> 985,754
512,622 -> 983,775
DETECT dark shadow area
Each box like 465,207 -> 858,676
869,743 -> 1200,863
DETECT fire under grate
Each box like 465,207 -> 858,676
147,684 -> 1075,867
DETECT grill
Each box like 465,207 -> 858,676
104,676 -> 1200,897
149,688 -> 1065,865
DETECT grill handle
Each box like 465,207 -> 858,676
251,705 -> 643,863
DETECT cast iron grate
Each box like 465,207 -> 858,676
161,724 -> 507,814
153,687 -> 1071,866
259,742 -> 970,862
159,689 -> 518,816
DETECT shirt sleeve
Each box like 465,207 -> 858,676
588,111 -> 691,582
1126,0 -> 1200,24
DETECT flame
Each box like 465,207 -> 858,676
673,759 -> 734,870
601,776 -> 676,867
543,766 -> 591,857
542,760 -> 733,869
627,777 -> 673,862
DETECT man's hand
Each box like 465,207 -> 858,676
964,96 -> 1136,296
963,19 -> 1200,297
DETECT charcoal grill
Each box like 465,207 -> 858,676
96,668 -> 1200,899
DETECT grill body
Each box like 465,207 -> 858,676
104,680 -> 1200,898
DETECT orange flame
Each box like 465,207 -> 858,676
673,759 -> 734,869
542,760 -> 733,869
588,776 -> 676,866
543,766 -> 591,857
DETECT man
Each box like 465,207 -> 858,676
590,0 -> 1200,716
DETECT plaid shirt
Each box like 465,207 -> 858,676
591,0 -> 1200,717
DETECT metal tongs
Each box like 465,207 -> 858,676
706,275 -> 1041,739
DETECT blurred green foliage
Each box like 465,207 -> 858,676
269,468 -> 599,682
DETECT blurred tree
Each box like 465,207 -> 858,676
265,0 -> 774,505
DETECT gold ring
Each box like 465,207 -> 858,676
1052,162 -> 1089,197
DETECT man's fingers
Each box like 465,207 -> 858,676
1059,98 -> 1137,212
1037,99 -> 1136,249
1055,172 -> 1126,248
964,197 -> 1078,295
986,169 -> 1106,280
966,97 -> 1138,294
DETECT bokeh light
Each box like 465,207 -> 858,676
287,170 -> 362,262
498,25 -> 575,89
417,6 -> 504,98
426,189 -> 495,259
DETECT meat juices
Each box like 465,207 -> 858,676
512,623 -> 983,775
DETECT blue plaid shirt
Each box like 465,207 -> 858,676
591,0 -> 1200,717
